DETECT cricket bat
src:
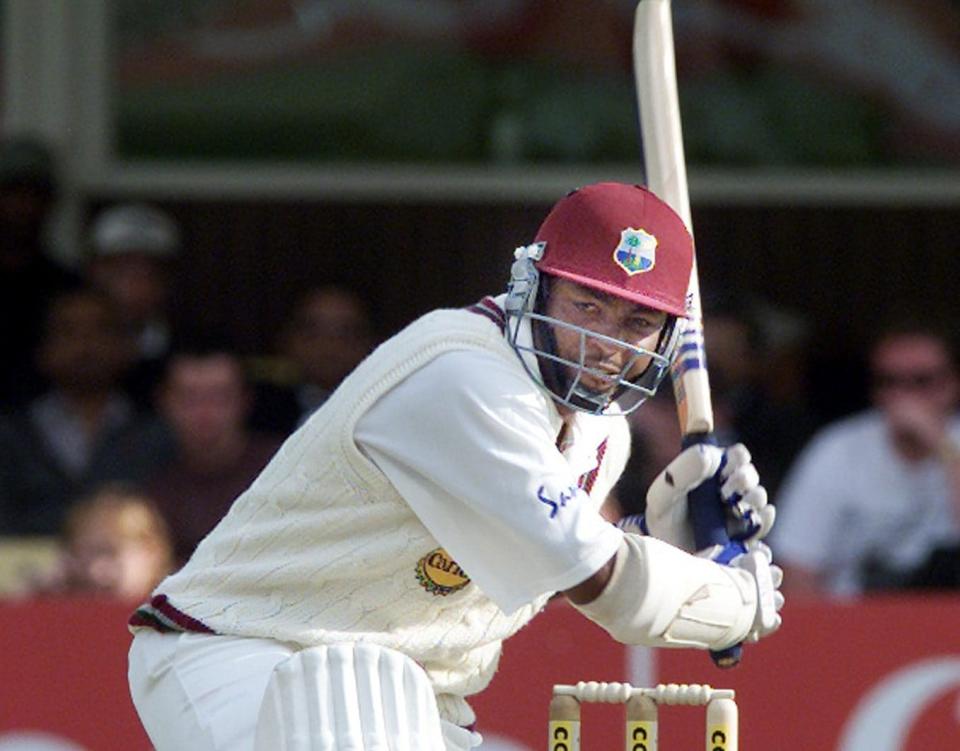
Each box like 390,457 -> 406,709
632,0 -> 742,668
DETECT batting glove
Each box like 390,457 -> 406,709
701,541 -> 785,642
619,443 -> 775,553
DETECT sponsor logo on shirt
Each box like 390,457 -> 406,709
416,548 -> 470,596
538,483 -> 578,519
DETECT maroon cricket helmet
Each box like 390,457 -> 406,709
533,182 -> 693,317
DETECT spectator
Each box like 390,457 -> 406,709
85,202 -> 181,408
148,342 -> 283,564
771,322 -> 960,598
0,134 -> 80,409
25,483 -> 174,601
0,288 -> 172,536
251,284 -> 378,434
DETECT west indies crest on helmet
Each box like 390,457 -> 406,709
535,182 -> 692,316
504,182 -> 694,415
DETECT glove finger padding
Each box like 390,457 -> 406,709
721,463 -> 760,501
731,488 -> 774,542
770,563 -> 784,590
719,444 -> 774,543
720,443 -> 752,471
734,550 -> 784,641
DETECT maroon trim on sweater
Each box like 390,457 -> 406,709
128,593 -> 215,634
465,296 -> 506,332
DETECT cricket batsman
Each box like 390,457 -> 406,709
127,182 -> 782,750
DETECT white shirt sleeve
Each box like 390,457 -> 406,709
354,349 -> 624,614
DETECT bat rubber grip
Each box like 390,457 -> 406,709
681,431 -> 743,669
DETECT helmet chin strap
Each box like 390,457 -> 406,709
530,277 -> 572,402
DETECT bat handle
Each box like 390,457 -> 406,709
681,431 -> 743,669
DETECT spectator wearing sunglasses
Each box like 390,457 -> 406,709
770,321 -> 960,598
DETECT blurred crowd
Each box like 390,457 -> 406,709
0,135 -> 378,601
1,133 -> 958,604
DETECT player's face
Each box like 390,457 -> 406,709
543,278 -> 667,396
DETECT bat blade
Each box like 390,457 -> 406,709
632,0 -> 712,437
632,0 -> 742,669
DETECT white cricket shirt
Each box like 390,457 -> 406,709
355,344 -> 626,614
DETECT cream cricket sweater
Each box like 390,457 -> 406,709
142,301 -> 629,727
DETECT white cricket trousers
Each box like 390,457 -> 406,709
128,630 -> 481,751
